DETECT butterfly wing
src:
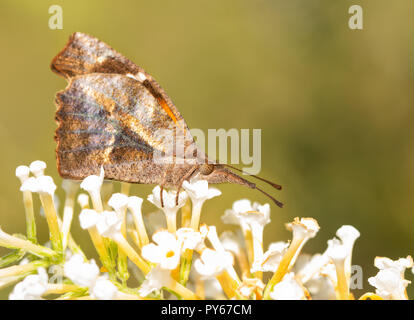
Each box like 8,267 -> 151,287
52,33 -> 197,185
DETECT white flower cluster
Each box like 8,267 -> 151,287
0,160 -> 412,300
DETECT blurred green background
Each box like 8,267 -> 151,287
1,0 -> 413,299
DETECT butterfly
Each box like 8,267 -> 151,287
51,32 -> 282,207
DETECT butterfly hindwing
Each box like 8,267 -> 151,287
54,74 -> 194,185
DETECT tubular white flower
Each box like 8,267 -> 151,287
35,176 -> 57,195
29,160 -> 47,178
96,211 -> 122,239
204,226 -> 239,281
61,180 -> 79,250
20,176 -> 57,196
108,193 -> 129,216
127,196 -> 148,247
306,274 -> 336,300
269,273 -> 307,300
368,256 -> 413,300
96,211 -> 151,275
9,268 -> 48,300
194,248 -> 234,277
237,203 -> 271,274
263,217 -> 320,299
326,238 -> 348,262
238,276 -> 265,299
148,186 -> 188,232
0,227 -> 56,258
139,265 -> 173,297
176,228 -> 205,251
108,192 -> 129,276
221,199 -> 252,230
22,175 -> 61,251
219,231 -> 242,256
77,193 -> 90,209
16,165 -> 36,242
255,241 -> 289,273
220,231 -> 250,277
19,177 -> 37,193
141,230 -> 181,270
90,275 -> 119,300
15,165 -> 30,184
326,238 -> 349,299
336,225 -> 360,249
182,179 -> 221,230
64,254 -> 99,287
80,167 -> 104,212
182,179 -> 221,203
286,217 -> 320,243
336,225 -> 360,278
79,209 -> 100,230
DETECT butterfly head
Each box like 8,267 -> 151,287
197,163 -> 283,208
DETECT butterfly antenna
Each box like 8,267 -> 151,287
254,185 -> 284,208
224,164 -> 282,190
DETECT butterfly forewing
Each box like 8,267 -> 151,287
53,33 -> 197,185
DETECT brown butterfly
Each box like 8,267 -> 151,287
51,32 -> 282,207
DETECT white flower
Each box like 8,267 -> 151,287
79,209 -> 100,230
148,186 -> 188,214
305,275 -> 336,300
77,193 -> 90,209
176,228 -> 205,251
256,241 -> 289,273
269,273 -> 307,300
295,253 -> 328,283
108,193 -> 129,215
29,160 -> 47,178
194,248 -> 234,277
320,262 -> 338,286
336,225 -> 360,250
286,217 -> 320,241
237,203 -> 271,234
148,186 -> 187,231
182,179 -> 221,203
15,165 -> 30,184
64,254 -> 99,287
96,211 -> 122,239
222,199 -> 269,230
127,196 -> 148,246
202,226 -> 239,279
238,277 -> 265,298
368,256 -> 413,300
80,167 -> 104,194
139,265 -> 173,297
9,268 -> 48,300
90,275 -> 118,300
221,199 -> 253,227
20,177 -> 37,193
141,230 -> 181,270
219,231 -> 243,255
20,176 -> 57,196
326,238 -> 348,262
227,201 -> 270,273
127,196 -> 143,214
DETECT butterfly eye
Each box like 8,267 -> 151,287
199,163 -> 215,176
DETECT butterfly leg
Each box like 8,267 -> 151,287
175,165 -> 198,206
160,185 -> 164,208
